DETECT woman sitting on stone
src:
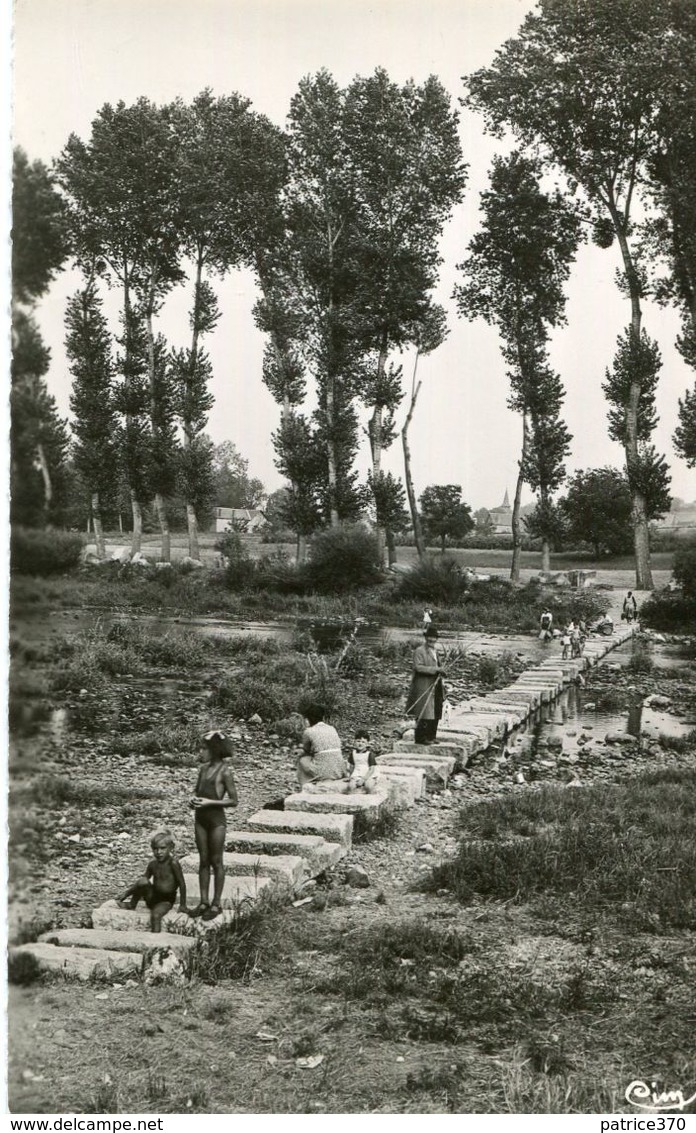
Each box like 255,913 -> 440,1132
405,626 -> 446,745
297,702 -> 347,792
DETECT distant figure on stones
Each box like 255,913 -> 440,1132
622,591 -> 638,623
405,626 -> 446,745
539,609 -> 553,642
345,728 -> 380,793
116,830 -> 187,932
422,607 -> 433,631
189,730 -> 238,922
297,702 -> 347,792
570,622 -> 583,658
561,625 -> 572,660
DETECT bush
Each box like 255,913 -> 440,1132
305,525 -> 382,593
11,528 -> 84,576
673,545 -> 696,598
640,591 -> 696,634
394,555 -> 468,604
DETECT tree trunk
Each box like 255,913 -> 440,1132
611,207 -> 653,590
540,484 -> 551,574
510,413 -> 528,583
368,333 -> 389,565
36,442 -> 52,512
118,512 -> 123,535
145,283 -> 171,563
402,352 -> 425,559
183,256 -> 203,560
186,502 -> 199,561
325,372 -> 340,528
91,492 -> 105,559
386,527 -> 397,567
131,491 -> 142,554
296,533 -> 307,564
154,492 -> 171,563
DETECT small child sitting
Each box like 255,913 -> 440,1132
117,830 -> 187,932
345,729 -> 380,794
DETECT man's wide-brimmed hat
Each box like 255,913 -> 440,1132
424,626 -> 439,640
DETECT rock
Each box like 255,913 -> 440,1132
155,562 -> 173,571
80,544 -> 101,565
110,546 -> 131,563
143,948 -> 186,985
645,695 -> 672,709
416,842 -> 434,853
604,731 -> 636,746
180,556 -> 204,570
248,713 -> 263,725
346,865 -> 370,889
584,703 -> 596,711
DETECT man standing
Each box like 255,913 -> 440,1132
406,626 -> 445,745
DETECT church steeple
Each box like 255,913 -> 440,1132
502,488 -> 510,508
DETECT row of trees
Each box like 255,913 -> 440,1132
462,0 -> 696,586
11,0 -> 696,586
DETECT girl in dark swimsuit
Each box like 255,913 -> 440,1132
189,730 -> 238,921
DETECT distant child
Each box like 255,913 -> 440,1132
561,627 -> 572,660
570,623 -> 583,658
422,608 -> 433,631
117,830 -> 187,933
623,591 -> 638,623
346,729 -> 380,794
189,730 -> 239,922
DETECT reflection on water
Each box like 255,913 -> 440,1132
524,681 -> 692,752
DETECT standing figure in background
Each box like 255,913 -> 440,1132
539,609 -> 553,642
422,607 -> 433,631
406,626 -> 445,745
622,591 -> 638,623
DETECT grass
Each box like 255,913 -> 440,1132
423,769 -> 696,930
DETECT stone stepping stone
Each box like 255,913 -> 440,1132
378,774 -> 418,807
378,766 -> 427,800
181,873 -> 274,910
225,831 -> 344,873
11,942 -> 143,981
379,753 -> 455,784
284,791 -> 389,818
92,901 -> 195,935
394,740 -> 466,758
496,688 -> 541,706
38,927 -> 196,961
246,809 -> 353,848
180,852 -> 306,888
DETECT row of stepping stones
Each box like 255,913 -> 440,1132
12,626 -> 633,981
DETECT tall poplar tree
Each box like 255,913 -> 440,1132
66,273 -> 120,557
455,152 -> 578,579
465,0 -> 678,587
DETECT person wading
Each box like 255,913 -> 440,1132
405,626 -> 446,745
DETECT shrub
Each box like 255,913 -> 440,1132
11,528 -> 84,576
394,555 -> 468,604
673,545 -> 696,598
640,592 -> 696,634
626,645 -> 654,674
305,525 -> 382,593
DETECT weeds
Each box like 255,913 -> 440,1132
424,770 -> 696,928
352,807 -> 402,844
8,951 -> 42,986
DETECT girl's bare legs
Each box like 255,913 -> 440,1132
194,818 -> 211,909
209,824 -> 226,908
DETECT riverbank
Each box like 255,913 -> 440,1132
8,598 -> 696,1114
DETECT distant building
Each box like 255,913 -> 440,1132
214,507 -> 266,534
653,504 -> 696,539
488,489 -> 513,535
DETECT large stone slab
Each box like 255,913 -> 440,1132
39,927 -> 196,961
246,809 -> 353,848
11,942 -> 142,980
377,772 -> 420,806
377,765 -> 427,799
181,873 -> 274,910
462,702 -> 527,727
284,791 -> 389,818
92,901 -> 195,935
225,831 -> 344,873
394,741 -> 466,759
180,852 -> 306,888
379,753 -> 455,784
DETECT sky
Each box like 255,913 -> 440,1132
10,0 -> 696,511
